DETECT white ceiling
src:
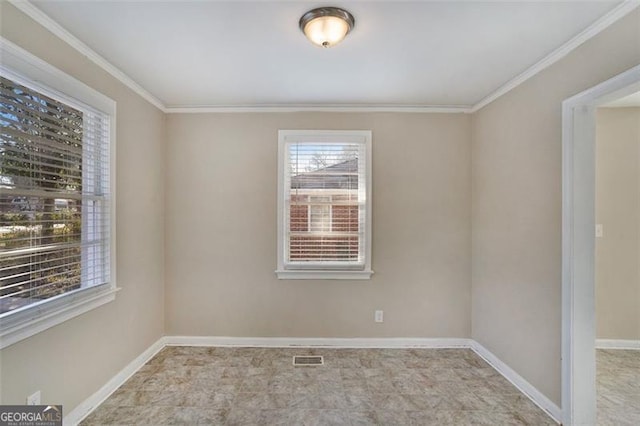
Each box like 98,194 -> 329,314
29,0 -> 624,109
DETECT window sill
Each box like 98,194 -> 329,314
0,285 -> 120,350
275,270 -> 373,280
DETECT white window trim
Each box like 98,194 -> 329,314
0,38 -> 117,349
276,130 -> 373,280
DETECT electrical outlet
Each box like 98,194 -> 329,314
27,390 -> 40,406
375,310 -> 384,323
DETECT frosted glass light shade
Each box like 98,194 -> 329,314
299,8 -> 355,48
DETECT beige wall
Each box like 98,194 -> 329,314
471,10 -> 640,406
1,0 -> 638,416
0,2 -> 166,411
596,107 -> 640,340
165,113 -> 471,338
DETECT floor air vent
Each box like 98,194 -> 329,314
293,355 -> 324,366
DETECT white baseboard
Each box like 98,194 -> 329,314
63,336 -> 167,426
164,335 -> 472,348
470,341 -> 562,424
596,339 -> 640,350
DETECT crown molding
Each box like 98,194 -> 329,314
164,105 -> 472,114
470,0 -> 640,113
7,0 -> 166,112
9,0 -> 639,115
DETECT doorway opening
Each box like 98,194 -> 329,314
562,64 -> 640,425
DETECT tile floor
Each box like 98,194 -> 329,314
81,346 -> 556,425
597,349 -> 640,426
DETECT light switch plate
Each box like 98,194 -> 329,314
595,224 -> 603,238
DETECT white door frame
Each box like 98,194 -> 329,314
562,64 -> 640,425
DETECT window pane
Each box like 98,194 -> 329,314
0,75 -> 109,315
309,196 -> 331,233
286,142 -> 362,264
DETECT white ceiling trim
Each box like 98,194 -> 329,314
7,0 -> 166,111
165,105 -> 472,114
470,0 -> 640,113
8,0 -> 639,115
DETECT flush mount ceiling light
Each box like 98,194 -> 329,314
299,7 -> 355,48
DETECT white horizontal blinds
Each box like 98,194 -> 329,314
0,75 -> 110,316
81,108 -> 110,289
285,141 -> 366,267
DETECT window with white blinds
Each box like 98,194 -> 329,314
0,43 -> 115,348
277,130 -> 372,280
